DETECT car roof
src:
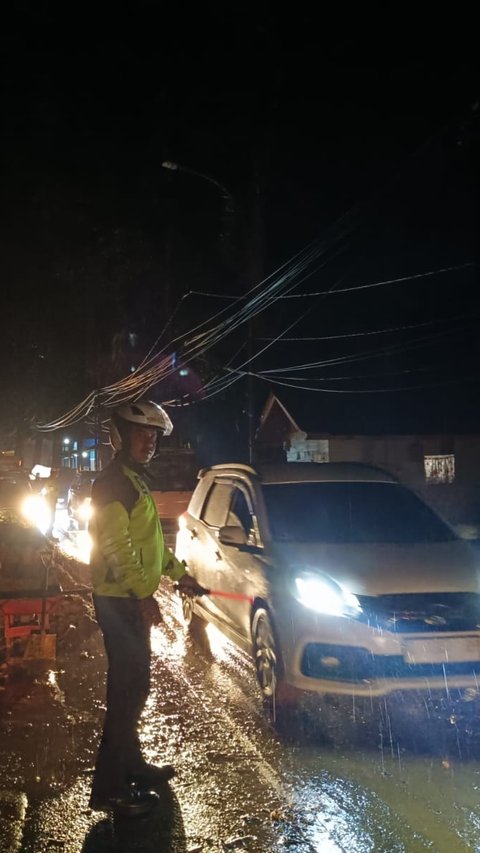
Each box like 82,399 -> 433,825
205,462 -> 396,485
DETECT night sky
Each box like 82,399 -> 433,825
1,8 -> 479,461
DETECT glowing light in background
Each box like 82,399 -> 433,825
58,531 -> 92,565
21,494 -> 50,534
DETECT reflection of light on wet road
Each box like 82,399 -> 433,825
310,827 -> 344,852
46,668 -> 66,704
15,563 -> 480,853
152,590 -> 235,666
57,531 -> 92,565
205,622 -> 234,662
289,776 -> 383,852
53,508 -> 92,564
149,622 -> 187,666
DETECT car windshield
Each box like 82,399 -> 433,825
262,481 -> 456,544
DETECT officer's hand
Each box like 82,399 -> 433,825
139,595 -> 163,626
176,573 -> 208,598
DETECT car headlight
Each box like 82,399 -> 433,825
21,495 -> 50,534
79,498 -> 93,521
294,573 -> 362,617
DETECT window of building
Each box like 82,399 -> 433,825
424,454 -> 455,484
286,437 -> 329,463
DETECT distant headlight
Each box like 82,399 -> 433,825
78,497 -> 93,521
294,573 -> 362,617
21,495 -> 50,534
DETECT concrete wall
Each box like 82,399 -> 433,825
283,432 -> 480,529
326,435 -> 480,488
328,435 -> 424,482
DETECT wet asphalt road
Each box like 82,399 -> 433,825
2,522 -> 480,850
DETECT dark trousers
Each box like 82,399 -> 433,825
91,595 -> 151,798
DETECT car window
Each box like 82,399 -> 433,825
201,482 -> 233,528
227,488 -> 254,537
262,481 -> 457,544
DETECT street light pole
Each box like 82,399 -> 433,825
93,391 -> 102,471
246,170 -> 264,465
161,161 -> 236,214
162,160 -> 238,276
162,160 -> 260,464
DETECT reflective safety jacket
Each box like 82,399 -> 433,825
89,454 -> 185,599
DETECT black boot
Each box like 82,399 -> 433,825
89,786 -> 159,817
128,761 -> 176,789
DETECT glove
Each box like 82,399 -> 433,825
175,573 -> 208,598
138,595 -> 163,626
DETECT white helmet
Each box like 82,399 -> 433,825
110,400 -> 173,451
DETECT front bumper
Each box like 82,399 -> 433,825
276,606 -> 480,697
296,638 -> 480,696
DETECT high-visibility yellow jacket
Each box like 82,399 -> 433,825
89,454 -> 185,598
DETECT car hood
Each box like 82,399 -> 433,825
273,540 -> 480,595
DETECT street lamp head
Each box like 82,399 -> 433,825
162,160 -> 236,214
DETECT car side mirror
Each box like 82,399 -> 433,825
218,525 -> 248,547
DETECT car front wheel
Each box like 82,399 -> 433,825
252,607 -> 281,700
181,593 -> 194,625
252,607 -> 302,729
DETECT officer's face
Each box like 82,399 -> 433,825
129,425 -> 158,464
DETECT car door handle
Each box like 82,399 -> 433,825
190,528 -> 198,540
215,550 -> 222,562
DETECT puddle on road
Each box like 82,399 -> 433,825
265,691 -> 480,853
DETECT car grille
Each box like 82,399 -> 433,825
301,642 -> 480,683
356,592 -> 480,633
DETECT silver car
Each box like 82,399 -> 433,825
175,462 -> 480,706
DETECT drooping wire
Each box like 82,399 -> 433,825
36,104 -> 477,429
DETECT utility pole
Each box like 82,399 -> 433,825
162,159 -> 263,463
93,391 -> 102,471
246,163 -> 265,465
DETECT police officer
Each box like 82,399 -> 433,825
88,400 -> 203,815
